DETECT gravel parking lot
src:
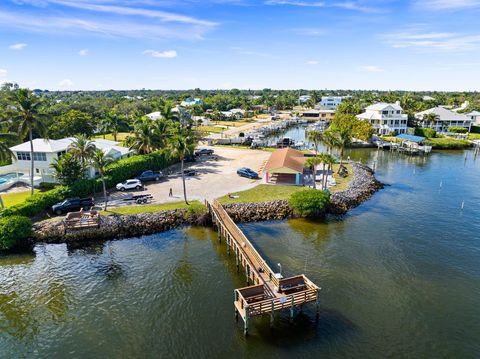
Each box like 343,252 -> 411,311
111,146 -> 270,204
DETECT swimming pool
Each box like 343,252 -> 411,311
0,172 -> 25,185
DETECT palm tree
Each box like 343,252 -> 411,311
7,88 -> 48,194
321,130 -> 339,155
306,130 -> 323,154
160,103 -> 179,123
168,132 -> 194,205
91,149 -> 114,211
0,133 -> 17,163
68,135 -> 96,174
423,112 -> 438,129
321,153 -> 336,190
304,156 -> 323,189
103,110 -> 124,141
328,128 -> 352,172
50,152 -> 83,186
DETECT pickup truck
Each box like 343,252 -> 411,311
136,170 -> 164,182
52,197 -> 95,215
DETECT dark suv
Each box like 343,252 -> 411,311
51,198 -> 95,215
195,148 -> 214,156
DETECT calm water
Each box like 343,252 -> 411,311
1,148 -> 480,358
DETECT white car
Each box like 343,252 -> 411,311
116,179 -> 143,191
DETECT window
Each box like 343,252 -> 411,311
16,152 -> 46,161
33,152 -> 47,161
382,110 -> 388,115
16,152 -> 31,161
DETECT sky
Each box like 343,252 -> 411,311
0,0 -> 480,91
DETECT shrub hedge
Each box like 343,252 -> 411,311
1,150 -> 177,218
288,189 -> 330,217
0,215 -> 32,250
448,126 -> 468,134
414,127 -> 437,138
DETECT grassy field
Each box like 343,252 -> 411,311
211,120 -> 254,127
425,137 -> 472,149
94,132 -> 131,142
0,190 -> 37,208
198,126 -> 226,133
331,163 -> 352,192
218,184 -> 302,204
102,201 -> 205,215
468,133 -> 480,140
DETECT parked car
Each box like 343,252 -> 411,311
51,197 -> 95,215
116,179 -> 143,191
136,170 -> 164,182
195,148 -> 214,156
185,154 -> 196,163
237,167 -> 259,179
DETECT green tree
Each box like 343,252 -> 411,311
306,130 -> 323,154
7,88 -> 49,194
67,135 -> 96,173
288,189 -> 330,217
168,131 -> 195,205
102,110 -> 125,141
91,149 -> 114,211
304,156 -> 323,189
50,152 -> 83,186
49,110 -> 94,139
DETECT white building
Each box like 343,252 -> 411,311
298,95 -> 311,104
5,138 -> 133,184
317,96 -> 345,110
357,102 -> 408,135
221,108 -> 244,120
465,111 -> 480,125
415,107 -> 473,132
180,98 -> 202,107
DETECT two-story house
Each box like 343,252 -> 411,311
356,102 -> 408,135
7,138 -> 133,184
415,107 -> 473,132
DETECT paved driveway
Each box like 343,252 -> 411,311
131,146 -> 270,203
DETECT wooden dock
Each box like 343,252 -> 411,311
207,200 -> 320,335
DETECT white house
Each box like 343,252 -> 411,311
465,111 -> 480,125
357,102 -> 408,135
6,138 -> 133,184
298,95 -> 311,104
180,98 -> 202,107
415,107 -> 473,132
221,108 -> 244,120
146,111 -> 162,120
317,96 -> 346,110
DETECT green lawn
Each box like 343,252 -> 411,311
468,133 -> 480,140
94,132 -> 131,142
331,163 -> 353,192
0,190 -> 36,208
102,201 -> 205,216
218,184 -> 303,204
198,126 -> 226,133
425,137 -> 472,149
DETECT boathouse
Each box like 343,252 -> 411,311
264,148 -> 307,185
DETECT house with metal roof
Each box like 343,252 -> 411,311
264,148 -> 308,185
465,111 -> 480,126
356,101 -> 408,135
5,138 -> 134,184
415,107 -> 473,132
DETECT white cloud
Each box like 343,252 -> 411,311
292,28 -> 326,36
306,60 -> 319,65
416,0 -> 480,10
360,65 -> 385,72
383,28 -> 480,52
0,69 -> 7,78
58,78 -> 74,88
142,49 -> 177,58
266,0 -> 385,12
78,49 -> 89,56
9,43 -> 27,50
0,10 -> 212,40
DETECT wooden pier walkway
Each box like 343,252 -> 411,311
207,200 -> 320,335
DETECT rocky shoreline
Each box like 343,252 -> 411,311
223,162 -> 383,222
30,161 -> 382,246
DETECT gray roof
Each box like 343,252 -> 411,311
415,107 -> 471,121
365,102 -> 403,111
466,111 -> 480,116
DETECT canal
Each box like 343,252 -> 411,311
0,148 -> 479,358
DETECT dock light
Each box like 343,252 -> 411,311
277,263 -> 282,275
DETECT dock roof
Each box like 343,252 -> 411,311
396,134 -> 426,143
